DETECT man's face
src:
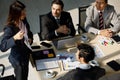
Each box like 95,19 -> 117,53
51,4 -> 62,17
95,0 -> 107,11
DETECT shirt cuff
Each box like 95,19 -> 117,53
68,29 -> 71,35
97,30 -> 100,35
55,30 -> 58,36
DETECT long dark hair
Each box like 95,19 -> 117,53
6,1 -> 25,27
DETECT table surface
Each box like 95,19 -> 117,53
31,33 -> 120,80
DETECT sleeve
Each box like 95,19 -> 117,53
41,15 -> 58,40
66,12 -> 76,36
0,27 -> 16,52
96,67 -> 106,79
109,7 -> 120,32
23,18 -> 33,44
84,6 -> 99,34
57,69 -> 76,80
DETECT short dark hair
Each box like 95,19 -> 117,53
77,43 -> 95,63
51,0 -> 64,9
105,0 -> 108,3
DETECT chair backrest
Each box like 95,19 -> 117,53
78,5 -> 89,34
67,8 -> 79,35
39,14 -> 45,41
68,5 -> 89,34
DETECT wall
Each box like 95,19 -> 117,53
0,0 -> 94,34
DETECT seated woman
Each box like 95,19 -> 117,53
57,43 -> 106,80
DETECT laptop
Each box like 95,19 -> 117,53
32,49 -> 59,70
54,35 -> 81,50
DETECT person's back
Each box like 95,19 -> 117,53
57,43 -> 105,80
58,66 -> 105,80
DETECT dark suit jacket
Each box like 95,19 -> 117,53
40,11 -> 76,40
57,66 -> 105,80
0,18 -> 33,63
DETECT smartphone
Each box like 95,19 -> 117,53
107,60 -> 120,71
112,35 -> 120,44
31,46 -> 41,49
40,42 -> 52,48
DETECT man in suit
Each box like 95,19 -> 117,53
40,0 -> 76,40
85,0 -> 120,37
57,43 -> 105,80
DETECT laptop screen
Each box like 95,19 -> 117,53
53,35 -> 80,50
32,49 -> 56,60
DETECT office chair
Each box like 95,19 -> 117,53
77,5 -> 89,34
38,14 -> 45,41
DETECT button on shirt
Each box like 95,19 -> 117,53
55,16 -> 60,36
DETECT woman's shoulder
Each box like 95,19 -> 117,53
3,24 -> 18,33
4,25 -> 13,30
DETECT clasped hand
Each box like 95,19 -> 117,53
100,29 -> 113,37
56,25 -> 70,34
13,31 -> 25,40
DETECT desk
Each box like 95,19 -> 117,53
31,33 -> 120,80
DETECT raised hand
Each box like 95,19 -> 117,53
13,31 -> 25,40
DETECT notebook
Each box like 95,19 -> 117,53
32,49 -> 59,70
55,35 -> 81,49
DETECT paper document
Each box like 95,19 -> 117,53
92,44 -> 104,58
62,60 -> 80,70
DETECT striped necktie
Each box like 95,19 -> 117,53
56,18 -> 60,26
99,12 -> 104,29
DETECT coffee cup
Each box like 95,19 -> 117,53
46,70 -> 56,78
80,34 -> 89,42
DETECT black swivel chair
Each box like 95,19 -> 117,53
77,5 -> 89,34
38,14 -> 45,41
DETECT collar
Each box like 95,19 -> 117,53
94,6 -> 104,13
98,10 -> 104,13
78,63 -> 91,69
54,16 -> 61,20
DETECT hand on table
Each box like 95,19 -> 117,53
56,25 -> 70,34
99,29 -> 113,38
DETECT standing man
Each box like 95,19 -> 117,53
85,0 -> 120,37
41,0 -> 76,40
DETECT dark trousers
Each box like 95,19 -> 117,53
9,55 -> 29,80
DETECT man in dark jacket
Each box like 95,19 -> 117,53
57,43 -> 105,80
40,0 -> 76,40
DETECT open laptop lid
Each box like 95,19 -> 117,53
32,49 -> 56,60
53,35 -> 80,50
32,49 -> 59,71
